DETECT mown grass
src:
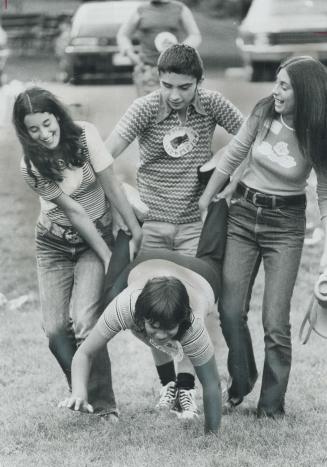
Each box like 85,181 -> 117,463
1,106 -> 327,466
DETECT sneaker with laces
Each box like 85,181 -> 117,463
175,388 -> 199,419
155,381 -> 177,411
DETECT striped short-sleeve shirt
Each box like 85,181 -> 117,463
95,260 -> 215,368
115,88 -> 243,223
20,121 -> 113,226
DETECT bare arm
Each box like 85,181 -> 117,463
212,158 -> 248,206
59,328 -> 110,412
54,193 -> 111,272
97,165 -> 143,254
116,10 -> 142,65
105,129 -> 131,160
194,355 -> 221,434
199,169 -> 230,220
180,5 -> 202,48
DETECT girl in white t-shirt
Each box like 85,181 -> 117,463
13,86 -> 142,418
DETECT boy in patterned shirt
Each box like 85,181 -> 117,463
106,44 -> 243,257
104,45 -> 243,414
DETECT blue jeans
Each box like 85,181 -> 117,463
220,195 -> 305,414
35,222 -> 116,411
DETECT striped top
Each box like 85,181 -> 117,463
20,121 -> 114,226
115,88 -> 243,223
95,259 -> 215,367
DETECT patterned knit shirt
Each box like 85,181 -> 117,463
115,88 -> 243,223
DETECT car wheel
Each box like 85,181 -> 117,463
251,62 -> 276,82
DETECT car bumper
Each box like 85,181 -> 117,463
64,49 -> 134,80
236,39 -> 327,63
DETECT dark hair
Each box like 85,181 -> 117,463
134,276 -> 192,340
157,44 -> 204,82
13,86 -> 85,184
252,56 -> 327,170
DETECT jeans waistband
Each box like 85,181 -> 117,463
237,183 -> 306,209
38,211 -> 112,244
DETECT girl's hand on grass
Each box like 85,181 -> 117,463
58,397 -> 94,413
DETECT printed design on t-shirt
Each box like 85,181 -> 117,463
163,126 -> 199,158
258,141 -> 296,168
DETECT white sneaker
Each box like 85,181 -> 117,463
175,388 -> 199,419
155,381 -> 177,410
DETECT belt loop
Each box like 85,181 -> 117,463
244,186 -> 249,200
272,195 -> 276,209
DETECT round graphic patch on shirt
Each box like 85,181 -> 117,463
163,126 -> 199,158
154,31 -> 178,52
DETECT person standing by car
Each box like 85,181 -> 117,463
117,0 -> 202,95
199,56 -> 327,418
13,87 -> 143,418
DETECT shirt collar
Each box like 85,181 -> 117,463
156,89 -> 207,123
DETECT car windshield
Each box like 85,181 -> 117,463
73,2 -> 141,37
270,0 -> 327,15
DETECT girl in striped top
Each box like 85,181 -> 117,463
13,86 -> 142,418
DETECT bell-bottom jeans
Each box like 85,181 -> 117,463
35,222 -> 116,412
219,195 -> 305,414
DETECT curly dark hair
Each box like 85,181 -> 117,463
134,276 -> 192,341
251,56 -> 327,171
13,86 -> 86,185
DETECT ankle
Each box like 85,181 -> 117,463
176,373 -> 195,390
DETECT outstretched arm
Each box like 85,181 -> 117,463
194,355 -> 221,434
58,328 -> 109,413
54,193 -> 112,272
117,10 -> 142,65
97,166 -> 143,254
199,169 -> 230,221
181,5 -> 202,48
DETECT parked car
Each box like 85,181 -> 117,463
237,0 -> 327,81
62,1 -> 143,84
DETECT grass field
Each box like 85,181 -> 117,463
0,121 -> 327,467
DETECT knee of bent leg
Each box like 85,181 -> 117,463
43,320 -> 72,340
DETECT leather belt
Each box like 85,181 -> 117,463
237,183 -> 306,209
38,211 -> 112,244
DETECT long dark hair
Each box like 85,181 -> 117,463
251,56 -> 327,170
134,276 -> 192,340
13,86 -> 85,184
